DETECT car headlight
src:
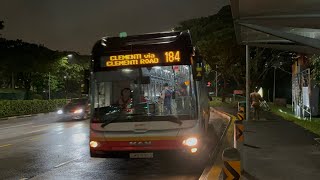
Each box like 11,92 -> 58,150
57,110 -> 63,114
74,108 -> 83,114
182,137 -> 198,147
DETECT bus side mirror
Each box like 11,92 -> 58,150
82,70 -> 90,94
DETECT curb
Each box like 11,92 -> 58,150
199,108 -> 237,180
211,107 -> 235,120
0,112 -> 51,121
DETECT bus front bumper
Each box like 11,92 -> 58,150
89,139 -> 202,158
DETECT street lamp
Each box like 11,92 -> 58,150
48,72 -> 51,100
273,65 -> 277,102
67,54 -> 73,59
215,65 -> 218,97
64,75 -> 67,100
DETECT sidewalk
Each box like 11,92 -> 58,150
216,106 -> 320,180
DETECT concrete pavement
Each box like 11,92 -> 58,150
215,106 -> 320,180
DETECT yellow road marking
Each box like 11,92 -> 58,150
29,136 -> 42,141
0,144 -> 12,148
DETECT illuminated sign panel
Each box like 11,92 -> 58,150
101,51 -> 185,68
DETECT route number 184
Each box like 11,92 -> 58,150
165,51 -> 180,63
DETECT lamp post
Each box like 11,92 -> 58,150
216,65 -> 218,97
273,66 -> 276,102
67,54 -> 73,59
64,75 -> 67,100
63,54 -> 72,100
48,72 -> 51,100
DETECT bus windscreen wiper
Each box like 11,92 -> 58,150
100,113 -> 145,128
168,118 -> 182,125
100,115 -> 120,128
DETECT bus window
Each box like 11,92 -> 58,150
91,65 -> 197,123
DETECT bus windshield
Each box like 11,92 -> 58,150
92,65 -> 197,125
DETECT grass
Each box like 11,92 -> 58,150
270,104 -> 320,136
209,96 -> 238,108
209,97 -> 320,136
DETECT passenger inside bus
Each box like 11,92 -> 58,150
118,88 -> 132,109
178,83 -> 188,96
94,66 -> 195,117
161,83 -> 173,114
175,83 -> 190,114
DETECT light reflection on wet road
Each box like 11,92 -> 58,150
0,112 -> 226,180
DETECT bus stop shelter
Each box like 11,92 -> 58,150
229,0 -> 320,119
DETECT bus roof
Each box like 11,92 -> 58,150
91,31 -> 193,56
91,31 -> 194,71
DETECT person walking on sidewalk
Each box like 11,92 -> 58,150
250,87 -> 263,120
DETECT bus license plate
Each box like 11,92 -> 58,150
129,153 -> 154,159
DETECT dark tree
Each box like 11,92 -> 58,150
0,21 -> 4,30
176,5 -> 292,101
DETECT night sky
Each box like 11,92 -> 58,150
1,0 -> 228,54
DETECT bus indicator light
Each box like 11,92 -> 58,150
191,148 -> 198,153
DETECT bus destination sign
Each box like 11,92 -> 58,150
101,51 -> 182,67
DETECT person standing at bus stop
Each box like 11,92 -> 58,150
250,87 -> 263,120
161,83 -> 172,114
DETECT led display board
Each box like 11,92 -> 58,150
100,51 -> 184,68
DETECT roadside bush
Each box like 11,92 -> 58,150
0,89 -> 26,100
0,99 -> 67,118
31,94 -> 43,100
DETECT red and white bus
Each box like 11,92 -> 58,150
89,31 -> 210,159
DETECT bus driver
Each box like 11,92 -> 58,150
119,88 -> 132,109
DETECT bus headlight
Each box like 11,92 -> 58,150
90,141 -> 99,148
182,137 -> 198,147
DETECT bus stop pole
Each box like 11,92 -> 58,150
246,45 -> 250,121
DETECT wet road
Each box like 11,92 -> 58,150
0,112 -> 226,180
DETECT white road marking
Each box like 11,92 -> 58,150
0,123 -> 33,130
23,129 -> 46,135
31,124 -> 49,128
54,157 -> 81,168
